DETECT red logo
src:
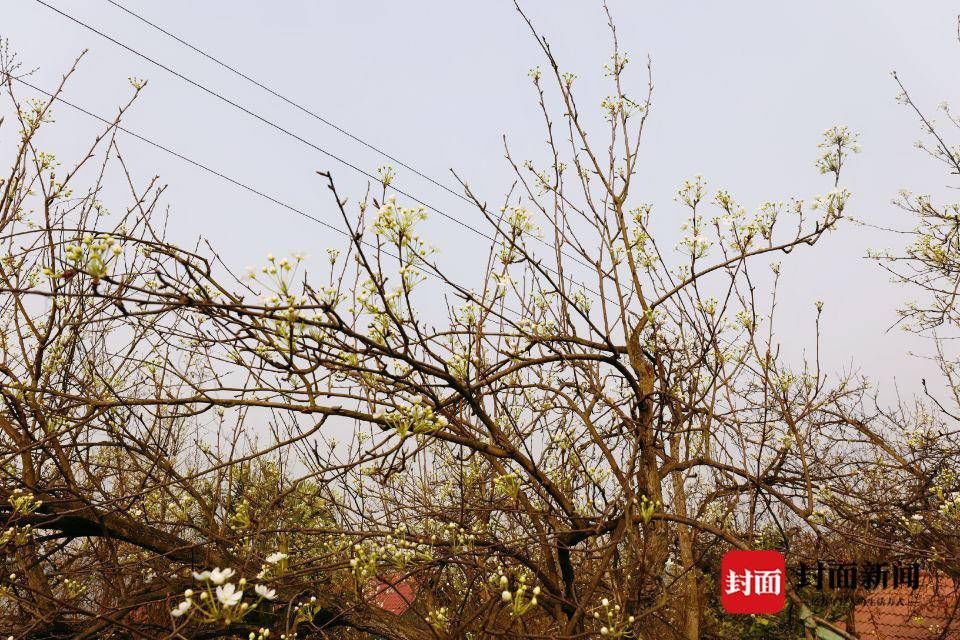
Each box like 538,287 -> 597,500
720,550 -> 786,614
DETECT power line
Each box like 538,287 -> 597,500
104,0 -> 470,208
8,74 -> 555,333
6,75 -> 410,289
31,1 -> 495,241
32,0 -> 612,305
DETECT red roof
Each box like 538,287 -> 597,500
367,574 -> 418,616
850,574 -> 960,639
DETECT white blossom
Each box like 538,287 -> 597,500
170,599 -> 192,617
255,584 -> 277,600
216,582 -> 243,607
209,567 -> 236,585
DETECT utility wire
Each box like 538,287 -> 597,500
105,0 -> 470,207
7,74 -> 549,331
33,0 -> 613,305
31,1 -> 494,241
7,75 -> 402,285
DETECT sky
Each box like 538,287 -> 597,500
3,0 -> 960,401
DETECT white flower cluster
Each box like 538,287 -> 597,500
505,205 -> 539,237
425,606 -> 449,631
593,597 -> 635,638
424,519 -> 477,551
628,205 -> 655,267
18,98 -> 55,138
375,397 -> 448,439
677,214 -> 712,259
810,188 -> 851,220
446,351 -> 471,381
572,290 -> 592,314
638,495 -> 660,525
371,198 -> 428,248
754,201 -> 782,240
600,94 -> 642,122
583,463 -> 612,488
702,500 -> 733,527
58,577 -> 86,599
899,513 -> 925,535
61,233 -> 123,280
256,551 -> 289,580
7,488 -> 41,515
377,165 -> 396,187
815,125 -> 861,176
169,566 -> 277,626
2,490 -> 40,549
36,150 -> 59,172
491,272 -> 514,298
492,573 -> 539,617
348,542 -> 378,582
286,595 -> 323,635
939,492 -> 960,518
351,525 -> 435,573
735,310 -> 756,332
517,317 -> 557,339
352,278 -> 415,342
455,301 -> 479,326
676,176 -> 706,209
698,297 -> 718,316
248,253 -> 307,320
712,190 -> 785,251
494,472 -> 520,499
0,522 -> 32,549
522,162 -> 555,196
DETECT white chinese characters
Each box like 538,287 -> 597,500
724,568 -> 783,597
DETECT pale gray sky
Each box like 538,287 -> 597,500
5,1 -> 960,396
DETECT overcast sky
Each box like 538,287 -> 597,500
4,1 -> 960,398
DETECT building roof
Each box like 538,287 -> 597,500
367,574 -> 418,616
849,574 -> 960,640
